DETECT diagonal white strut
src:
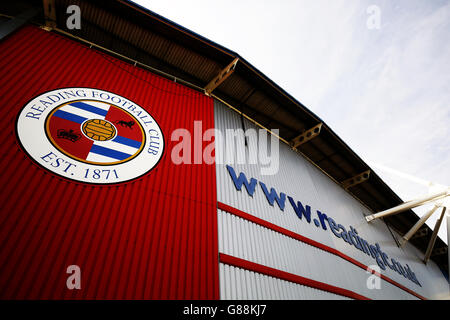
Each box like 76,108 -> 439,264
365,163 -> 449,276
448,213 -> 450,272
400,205 -> 440,247
423,207 -> 447,264
365,188 -> 449,223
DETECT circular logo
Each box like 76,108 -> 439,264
17,88 -> 164,184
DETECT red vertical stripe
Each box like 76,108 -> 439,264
0,26 -> 218,299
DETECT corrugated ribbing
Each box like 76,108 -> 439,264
219,263 -> 350,300
220,254 -> 369,300
212,99 -> 442,299
217,207 -> 424,300
0,26 -> 218,299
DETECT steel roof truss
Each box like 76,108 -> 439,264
204,57 -> 238,95
290,123 -> 322,149
341,170 -> 371,190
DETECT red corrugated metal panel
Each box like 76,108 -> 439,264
0,25 -> 218,299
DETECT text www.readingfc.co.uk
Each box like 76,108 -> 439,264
183,304 -> 266,318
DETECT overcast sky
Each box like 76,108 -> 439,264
134,0 -> 450,243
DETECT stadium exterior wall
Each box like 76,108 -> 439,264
0,25 -> 218,299
214,100 -> 450,300
0,25 -> 448,300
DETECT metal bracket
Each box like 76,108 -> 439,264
290,123 -> 322,149
424,206 -> 447,263
43,0 -> 57,29
341,170 -> 370,190
204,57 -> 238,95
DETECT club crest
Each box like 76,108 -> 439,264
16,88 -> 164,184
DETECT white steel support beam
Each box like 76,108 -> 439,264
424,207 -> 446,264
365,188 -> 449,223
341,170 -> 370,190
290,123 -> 322,149
204,58 -> 239,95
400,205 -> 440,247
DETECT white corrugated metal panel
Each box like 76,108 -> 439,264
219,263 -> 349,300
214,99 -> 449,300
219,209 -> 416,300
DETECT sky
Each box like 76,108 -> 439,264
134,0 -> 450,243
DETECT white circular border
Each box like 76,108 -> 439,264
16,88 -> 164,184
